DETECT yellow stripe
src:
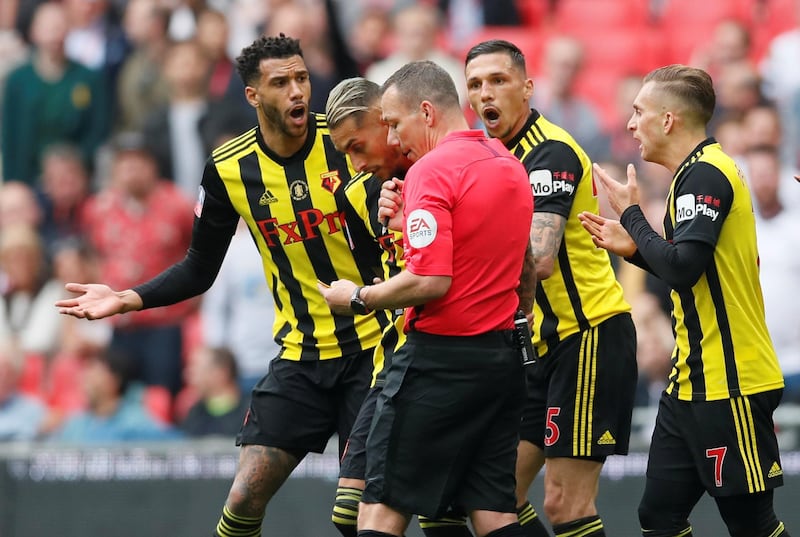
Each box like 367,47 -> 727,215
768,521 -> 785,537
742,396 -> 766,491
731,398 -> 757,493
587,327 -> 598,455
573,330 -> 588,455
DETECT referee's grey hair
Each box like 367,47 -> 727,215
325,77 -> 381,129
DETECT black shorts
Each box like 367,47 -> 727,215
647,390 -> 785,497
339,385 -> 380,480
236,349 -> 373,459
521,313 -> 637,458
362,330 -> 525,519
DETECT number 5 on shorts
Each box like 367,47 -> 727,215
545,407 -> 561,447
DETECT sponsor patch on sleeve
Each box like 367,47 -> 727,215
194,185 -> 206,218
406,209 -> 437,248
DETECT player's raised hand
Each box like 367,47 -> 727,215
55,283 -> 143,320
378,177 -> 404,231
593,163 -> 640,216
577,211 -> 638,258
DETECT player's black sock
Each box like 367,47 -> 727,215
214,505 -> 262,537
418,514 -> 472,536
332,486 -> 362,537
641,528 -> 693,537
357,531 -> 401,537
516,501 -> 550,536
552,515 -> 605,536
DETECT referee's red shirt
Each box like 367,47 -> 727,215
402,130 -> 533,335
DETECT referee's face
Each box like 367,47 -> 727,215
465,52 -> 533,145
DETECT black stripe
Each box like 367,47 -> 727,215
558,242 -> 590,332
241,152 -> 320,358
707,261 -> 739,397
678,287 -> 705,399
535,285 -> 560,352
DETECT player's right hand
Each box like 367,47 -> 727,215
55,283 -> 142,320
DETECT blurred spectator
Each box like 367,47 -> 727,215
709,61 -> 765,132
114,0 -> 171,133
38,143 -> 92,254
0,24 -> 28,130
1,1 -> 110,185
201,220 -> 276,392
166,0 -> 207,42
179,346 -> 248,437
742,103 -> 800,204
759,5 -> 800,165
438,0 -> 521,48
630,291 -> 673,408
689,18 -> 753,81
50,348 -> 181,442
711,113 -> 748,162
531,35 -> 610,161
63,0 -> 130,103
745,144 -> 800,404
195,9 -> 237,103
608,74 -> 645,165
80,131 -> 195,396
0,224 -> 64,358
141,39 -> 211,198
365,3 -> 467,105
0,340 -> 47,441
345,6 -> 391,76
262,0 -> 359,113
0,181 -> 42,230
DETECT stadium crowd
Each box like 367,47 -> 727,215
0,0 -> 798,450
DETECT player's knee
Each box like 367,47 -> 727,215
638,499 -> 691,536
332,486 -> 362,537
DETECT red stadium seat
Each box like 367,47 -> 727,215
575,26 -> 664,78
18,353 -> 46,399
143,385 -> 173,424
46,353 -> 87,414
554,0 -> 651,31
459,26 -> 549,75
516,0 -> 552,28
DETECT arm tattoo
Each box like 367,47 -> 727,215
531,212 -> 566,278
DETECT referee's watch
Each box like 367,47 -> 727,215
350,286 -> 371,315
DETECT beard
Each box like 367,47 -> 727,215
259,101 -> 306,139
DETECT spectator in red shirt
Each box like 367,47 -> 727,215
80,131 -> 195,398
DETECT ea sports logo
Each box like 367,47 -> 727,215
406,209 -> 437,248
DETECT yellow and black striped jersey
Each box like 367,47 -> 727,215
663,139 -> 783,401
200,114 -> 388,360
344,171 -> 406,386
508,110 -> 630,356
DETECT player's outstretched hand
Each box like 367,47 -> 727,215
55,283 -> 143,320
577,211 -> 638,258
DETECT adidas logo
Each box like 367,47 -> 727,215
597,430 -> 616,445
259,190 -> 278,205
768,462 -> 783,478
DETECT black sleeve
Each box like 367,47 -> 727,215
133,161 -> 239,308
524,140 -> 585,218
324,0 -> 359,80
620,205 -> 714,290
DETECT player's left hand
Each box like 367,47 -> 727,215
593,163 -> 640,216
318,279 -> 358,315
577,211 -> 638,257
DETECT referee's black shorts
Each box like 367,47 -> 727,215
236,348 -> 374,459
362,330 -> 526,519
647,389 -> 785,497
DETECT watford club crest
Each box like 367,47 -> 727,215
321,170 -> 342,193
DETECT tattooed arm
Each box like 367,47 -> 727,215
531,212 -> 566,280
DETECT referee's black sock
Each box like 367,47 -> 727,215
516,501 -> 549,537
332,486 -> 362,537
418,514 -> 472,536
553,515 -> 605,537
214,505 -> 262,537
